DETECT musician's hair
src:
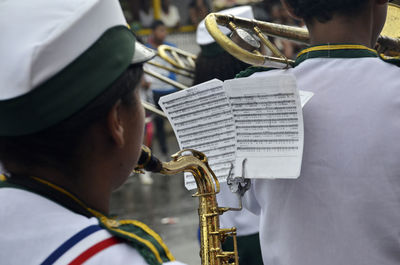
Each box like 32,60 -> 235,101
0,65 -> 143,175
193,51 -> 250,85
151,20 -> 165,30
284,0 -> 369,23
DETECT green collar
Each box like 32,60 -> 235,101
295,44 -> 378,66
235,44 -> 398,78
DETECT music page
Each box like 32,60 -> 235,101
224,74 -> 303,179
159,79 -> 236,190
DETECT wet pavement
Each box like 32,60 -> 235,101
110,128 -> 201,265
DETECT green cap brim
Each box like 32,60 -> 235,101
0,26 -> 152,136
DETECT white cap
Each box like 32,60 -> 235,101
0,0 -> 155,136
0,0 -> 154,100
196,5 -> 254,46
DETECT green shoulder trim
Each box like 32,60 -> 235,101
0,175 -> 19,189
295,44 -> 378,66
0,175 -> 33,192
379,54 -> 400,67
98,217 -> 175,265
235,66 -> 276,78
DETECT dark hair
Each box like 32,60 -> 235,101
284,0 -> 368,23
189,0 -> 210,9
0,64 -> 144,174
151,20 -> 165,30
193,51 -> 250,85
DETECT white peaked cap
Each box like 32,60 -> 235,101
0,0 -> 154,100
0,0 -> 155,136
196,5 -> 254,46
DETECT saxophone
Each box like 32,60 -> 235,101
135,146 -> 239,265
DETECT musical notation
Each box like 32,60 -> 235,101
160,75 -> 312,190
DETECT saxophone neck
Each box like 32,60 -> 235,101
160,149 -> 220,195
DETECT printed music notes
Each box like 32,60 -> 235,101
224,75 -> 303,180
159,75 -> 308,190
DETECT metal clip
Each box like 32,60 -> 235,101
227,158 -> 251,197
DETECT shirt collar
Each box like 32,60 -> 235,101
295,44 -> 378,66
1,174 -> 103,218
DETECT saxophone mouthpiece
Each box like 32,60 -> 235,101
136,146 -> 163,173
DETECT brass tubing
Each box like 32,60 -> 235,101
171,50 -> 186,69
158,44 -> 197,71
147,60 -> 195,78
215,14 -> 309,43
253,26 -> 286,59
144,68 -> 188,90
142,101 -> 167,119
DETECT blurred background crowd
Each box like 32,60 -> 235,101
120,0 -> 306,58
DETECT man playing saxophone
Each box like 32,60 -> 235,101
0,0 -> 186,264
238,0 -> 400,264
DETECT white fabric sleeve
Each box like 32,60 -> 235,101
242,179 -> 262,216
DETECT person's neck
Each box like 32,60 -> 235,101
7,164 -> 113,214
307,12 -> 375,48
149,37 -> 163,48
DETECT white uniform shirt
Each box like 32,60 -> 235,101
243,46 -> 400,265
0,187 -> 186,265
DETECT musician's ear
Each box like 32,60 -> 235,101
280,0 -> 302,20
107,99 -> 125,148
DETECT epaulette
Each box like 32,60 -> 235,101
235,66 -> 276,78
97,216 -> 175,265
379,54 -> 400,67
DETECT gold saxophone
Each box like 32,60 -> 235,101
135,146 -> 239,265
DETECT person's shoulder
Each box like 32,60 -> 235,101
0,188 -> 103,264
379,55 -> 400,68
145,43 -> 156,50
235,66 -> 280,78
163,41 -> 176,48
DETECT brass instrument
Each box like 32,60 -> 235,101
141,101 -> 167,119
141,61 -> 189,119
147,60 -> 195,79
158,44 -> 197,72
136,146 -> 239,265
143,68 -> 188,90
377,3 -> 400,56
141,69 -> 186,119
204,3 -> 400,67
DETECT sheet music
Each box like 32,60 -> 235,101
299,90 -> 314,108
159,79 -> 236,190
159,75 -> 308,190
224,74 -> 303,179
